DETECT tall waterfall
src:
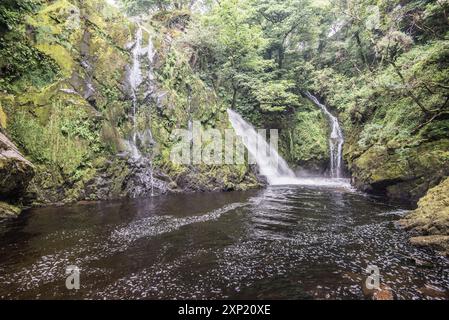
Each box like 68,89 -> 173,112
305,92 -> 344,178
125,26 -> 156,160
123,25 -> 161,197
228,109 -> 351,188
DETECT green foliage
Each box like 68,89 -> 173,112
0,0 -> 41,34
254,80 -> 300,112
0,33 -> 59,91
10,102 -> 101,177
286,108 -> 329,164
120,0 -> 195,15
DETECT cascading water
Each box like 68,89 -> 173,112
123,24 -> 165,197
126,25 -> 157,159
305,92 -> 344,179
227,109 -> 351,188
127,27 -> 144,159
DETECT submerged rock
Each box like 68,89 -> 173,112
400,177 -> 449,256
373,286 -> 395,301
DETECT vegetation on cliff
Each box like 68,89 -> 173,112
166,0 -> 448,200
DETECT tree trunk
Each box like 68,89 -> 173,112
354,31 -> 372,72
391,61 -> 430,115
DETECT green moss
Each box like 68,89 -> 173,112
401,177 -> 449,255
0,103 -> 7,129
0,201 -> 21,218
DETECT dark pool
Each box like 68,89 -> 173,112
0,186 -> 448,299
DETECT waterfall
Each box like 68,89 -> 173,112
305,92 -> 344,178
127,27 -> 144,159
227,109 -> 298,185
227,109 -> 351,188
122,24 -> 163,196
126,26 -> 157,160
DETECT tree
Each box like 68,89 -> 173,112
189,0 -> 267,109
120,0 -> 197,15
252,0 -> 317,70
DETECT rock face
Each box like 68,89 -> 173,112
400,177 -> 449,256
0,132 -> 35,217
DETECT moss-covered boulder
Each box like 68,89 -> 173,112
0,132 -> 35,200
279,99 -> 330,175
0,201 -> 22,219
400,177 -> 449,256
347,140 -> 449,202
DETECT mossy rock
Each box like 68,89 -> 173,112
349,139 -> 449,201
0,202 -> 21,219
400,177 -> 449,256
0,132 -> 35,200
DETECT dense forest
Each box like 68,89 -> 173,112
0,0 -> 448,257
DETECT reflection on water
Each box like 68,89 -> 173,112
0,187 -> 448,300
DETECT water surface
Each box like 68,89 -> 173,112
0,186 -> 448,299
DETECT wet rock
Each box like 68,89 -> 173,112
123,157 -> 171,198
0,132 -> 35,201
409,236 -> 449,256
411,255 -> 434,268
83,157 -> 172,200
363,283 -> 395,300
418,284 -> 448,299
400,177 -> 449,256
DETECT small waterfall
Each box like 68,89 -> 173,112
227,109 -> 298,185
305,92 -> 344,178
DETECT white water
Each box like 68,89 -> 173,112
124,25 -> 159,196
125,26 -> 157,160
227,109 -> 295,185
227,109 -> 351,188
305,92 -> 344,178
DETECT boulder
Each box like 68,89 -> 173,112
0,132 -> 35,201
347,140 -> 449,202
0,201 -> 21,219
